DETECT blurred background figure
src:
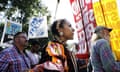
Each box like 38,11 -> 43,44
25,40 -> 41,68
72,43 -> 87,72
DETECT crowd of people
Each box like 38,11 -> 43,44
0,19 -> 120,72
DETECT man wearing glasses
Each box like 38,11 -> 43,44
0,32 -> 31,72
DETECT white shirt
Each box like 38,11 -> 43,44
26,50 -> 40,65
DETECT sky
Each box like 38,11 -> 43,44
42,0 -> 78,43
42,0 -> 74,22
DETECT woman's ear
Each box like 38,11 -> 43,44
58,28 -> 64,36
59,32 -> 63,36
57,27 -> 63,32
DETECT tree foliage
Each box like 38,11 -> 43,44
0,0 -> 52,48
0,0 -> 51,24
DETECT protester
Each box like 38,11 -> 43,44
77,59 -> 87,72
89,26 -> 120,72
39,19 -> 78,72
74,43 -> 87,72
26,40 -> 41,68
0,32 -> 31,72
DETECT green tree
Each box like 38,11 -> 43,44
0,0 -> 51,25
0,0 -> 52,48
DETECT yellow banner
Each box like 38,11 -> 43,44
93,0 -> 120,60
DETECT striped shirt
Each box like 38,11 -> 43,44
0,45 -> 31,72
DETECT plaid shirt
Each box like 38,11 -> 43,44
0,45 -> 31,72
90,39 -> 120,72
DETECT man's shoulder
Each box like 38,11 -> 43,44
96,39 -> 108,44
93,39 -> 108,48
0,46 -> 15,55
